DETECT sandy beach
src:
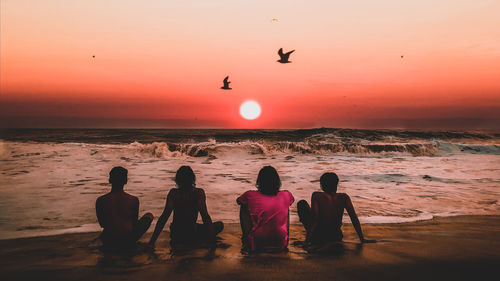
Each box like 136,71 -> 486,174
1,215 -> 499,281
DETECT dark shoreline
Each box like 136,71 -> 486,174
1,215 -> 499,281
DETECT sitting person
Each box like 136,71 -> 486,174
298,172 -> 373,245
96,166 -> 154,248
149,166 -> 223,247
237,166 -> 294,252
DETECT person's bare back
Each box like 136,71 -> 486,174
96,167 -> 153,247
169,188 -> 205,227
298,172 -> 374,244
96,191 -> 139,239
309,191 -> 348,240
149,166 -> 223,247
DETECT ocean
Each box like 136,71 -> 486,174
0,128 -> 499,239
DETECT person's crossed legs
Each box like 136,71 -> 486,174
133,212 -> 154,242
297,200 -> 312,232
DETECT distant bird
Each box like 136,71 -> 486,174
277,48 -> 295,63
92,55 -> 95,58
221,76 -> 232,90
271,18 -> 279,22
401,55 -> 404,59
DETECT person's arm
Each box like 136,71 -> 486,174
306,193 -> 319,243
149,190 -> 174,246
134,197 -> 140,222
95,198 -> 105,228
287,191 -> 293,243
287,210 -> 290,243
237,192 -> 252,247
345,194 -> 374,243
238,203 -> 252,247
197,189 -> 215,241
236,191 -> 247,206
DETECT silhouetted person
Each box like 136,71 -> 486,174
96,166 -> 154,248
277,48 -> 295,63
149,166 -> 223,247
298,172 -> 374,245
221,76 -> 232,90
237,166 -> 294,252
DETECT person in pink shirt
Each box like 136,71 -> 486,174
236,166 -> 294,252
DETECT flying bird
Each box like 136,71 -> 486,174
92,55 -> 95,58
221,76 -> 232,90
277,48 -> 295,63
401,55 -> 404,59
271,18 -> 279,22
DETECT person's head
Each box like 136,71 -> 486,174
256,166 -> 281,196
320,172 -> 339,193
109,166 -> 128,187
175,166 -> 196,189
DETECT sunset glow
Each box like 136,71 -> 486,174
1,0 -> 499,128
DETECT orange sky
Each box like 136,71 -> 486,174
1,0 -> 499,129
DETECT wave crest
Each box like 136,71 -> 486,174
127,140 -> 458,157
435,141 -> 500,155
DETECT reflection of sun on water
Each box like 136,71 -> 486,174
240,101 -> 261,120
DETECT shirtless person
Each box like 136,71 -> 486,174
298,172 -> 374,245
148,166 -> 223,247
96,166 -> 154,247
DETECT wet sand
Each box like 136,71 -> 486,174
1,215 -> 499,281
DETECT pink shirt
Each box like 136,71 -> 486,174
237,190 -> 294,251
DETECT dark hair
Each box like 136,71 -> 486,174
320,172 -> 339,193
175,166 -> 196,189
256,166 -> 281,196
109,166 -> 128,186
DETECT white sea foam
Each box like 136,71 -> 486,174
120,140 -> 500,158
358,212 -> 434,224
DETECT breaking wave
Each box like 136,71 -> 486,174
435,141 -> 500,155
127,140 -> 499,158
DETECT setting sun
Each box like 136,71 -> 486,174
239,101 -> 261,120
